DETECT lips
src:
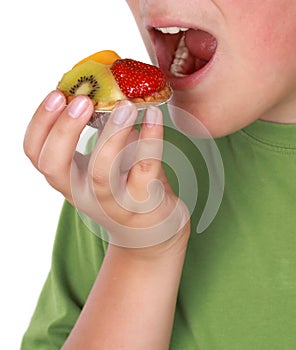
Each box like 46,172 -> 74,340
151,27 -> 217,89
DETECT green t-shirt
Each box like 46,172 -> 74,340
21,116 -> 296,349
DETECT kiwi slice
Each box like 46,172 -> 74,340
57,60 -> 125,108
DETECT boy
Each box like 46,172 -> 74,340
22,1 -> 296,349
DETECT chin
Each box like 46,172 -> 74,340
168,92 -> 255,139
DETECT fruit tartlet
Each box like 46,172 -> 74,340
57,50 -> 172,127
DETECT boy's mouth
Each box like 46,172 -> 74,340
151,26 -> 217,88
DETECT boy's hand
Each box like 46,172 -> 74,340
24,90 -> 190,249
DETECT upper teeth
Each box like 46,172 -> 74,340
155,27 -> 189,34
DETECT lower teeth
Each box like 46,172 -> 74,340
170,34 -> 189,77
170,33 -> 208,77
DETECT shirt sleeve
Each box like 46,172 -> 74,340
21,200 -> 108,350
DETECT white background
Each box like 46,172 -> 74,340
1,1 -> 149,348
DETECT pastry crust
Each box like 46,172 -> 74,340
128,84 -> 172,105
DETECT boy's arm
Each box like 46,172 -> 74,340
62,225 -> 190,350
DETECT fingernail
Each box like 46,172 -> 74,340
68,96 -> 90,119
145,106 -> 159,128
44,91 -> 65,112
112,101 -> 135,125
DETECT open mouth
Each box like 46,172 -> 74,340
151,26 -> 217,87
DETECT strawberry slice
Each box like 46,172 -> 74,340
111,59 -> 166,98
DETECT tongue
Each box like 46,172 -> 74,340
184,29 -> 217,61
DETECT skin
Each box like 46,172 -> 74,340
127,0 -> 296,137
24,95 -> 190,350
23,0 -> 296,348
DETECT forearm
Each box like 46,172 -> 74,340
62,228 -> 189,350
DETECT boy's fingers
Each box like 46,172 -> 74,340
126,107 -> 164,209
23,90 -> 66,168
35,95 -> 94,192
90,101 -> 138,199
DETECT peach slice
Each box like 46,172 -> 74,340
73,50 -> 121,68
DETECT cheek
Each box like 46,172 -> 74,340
229,2 -> 296,69
224,5 -> 296,116
247,26 -> 294,70
245,27 -> 296,117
